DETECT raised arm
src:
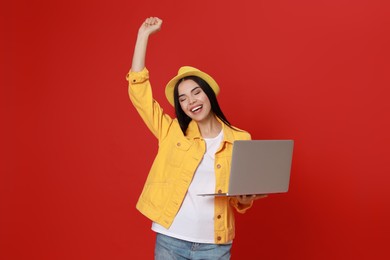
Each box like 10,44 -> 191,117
131,17 -> 163,72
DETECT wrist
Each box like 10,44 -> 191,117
137,30 -> 151,39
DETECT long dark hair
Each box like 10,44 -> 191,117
173,75 -> 232,134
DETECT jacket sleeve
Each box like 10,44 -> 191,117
127,68 -> 173,142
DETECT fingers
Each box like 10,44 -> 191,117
144,17 -> 162,27
239,195 -> 256,200
237,195 -> 255,205
237,194 -> 268,204
253,194 -> 268,200
138,17 -> 162,36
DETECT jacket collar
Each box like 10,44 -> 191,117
185,117 -> 235,144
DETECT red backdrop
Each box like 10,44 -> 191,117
1,0 -> 389,259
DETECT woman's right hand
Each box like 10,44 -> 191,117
138,17 -> 163,36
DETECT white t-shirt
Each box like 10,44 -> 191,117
152,130 -> 223,243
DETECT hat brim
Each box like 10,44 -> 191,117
165,67 -> 220,107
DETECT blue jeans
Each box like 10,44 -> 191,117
154,233 -> 232,260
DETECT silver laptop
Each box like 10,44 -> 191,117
199,140 -> 294,196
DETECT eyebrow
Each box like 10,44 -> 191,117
178,86 -> 201,98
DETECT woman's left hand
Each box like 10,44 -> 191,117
236,194 -> 268,206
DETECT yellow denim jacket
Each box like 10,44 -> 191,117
127,68 -> 252,244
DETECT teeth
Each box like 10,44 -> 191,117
191,105 -> 202,112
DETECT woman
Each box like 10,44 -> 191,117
127,17 -> 265,259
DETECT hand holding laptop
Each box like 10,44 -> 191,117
236,194 -> 268,205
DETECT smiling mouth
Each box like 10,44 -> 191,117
191,105 -> 203,112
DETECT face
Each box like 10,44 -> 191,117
177,79 -> 213,123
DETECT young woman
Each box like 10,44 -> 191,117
127,17 -> 265,259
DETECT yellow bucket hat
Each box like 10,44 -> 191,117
165,66 -> 220,106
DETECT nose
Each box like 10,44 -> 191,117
188,96 -> 196,104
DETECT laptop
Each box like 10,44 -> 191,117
198,140 -> 294,196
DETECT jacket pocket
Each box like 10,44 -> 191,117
166,138 -> 192,167
141,182 -> 173,216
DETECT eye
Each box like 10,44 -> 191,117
194,90 -> 201,95
179,97 -> 186,103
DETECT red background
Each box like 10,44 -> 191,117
1,0 -> 390,259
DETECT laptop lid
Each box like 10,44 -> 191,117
199,140 -> 294,196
